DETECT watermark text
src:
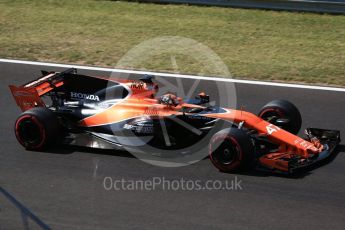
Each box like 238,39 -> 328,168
103,176 -> 243,191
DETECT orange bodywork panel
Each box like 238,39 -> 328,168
79,98 -> 198,127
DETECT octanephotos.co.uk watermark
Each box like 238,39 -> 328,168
103,176 -> 243,191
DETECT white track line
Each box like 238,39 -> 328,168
1,58 -> 344,92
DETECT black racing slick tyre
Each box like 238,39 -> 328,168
209,128 -> 255,173
14,107 -> 61,151
258,99 -> 302,135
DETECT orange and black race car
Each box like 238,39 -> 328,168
9,68 -> 340,174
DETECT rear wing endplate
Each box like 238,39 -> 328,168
9,85 -> 45,111
9,68 -> 77,111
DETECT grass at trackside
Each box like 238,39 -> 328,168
0,0 -> 344,86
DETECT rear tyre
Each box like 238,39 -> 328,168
258,99 -> 302,134
15,107 -> 61,150
209,128 -> 255,172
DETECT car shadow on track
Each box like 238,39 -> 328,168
44,144 -> 345,179
43,145 -> 136,159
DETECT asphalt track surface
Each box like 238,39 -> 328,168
0,61 -> 344,230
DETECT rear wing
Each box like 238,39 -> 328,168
9,68 -> 77,111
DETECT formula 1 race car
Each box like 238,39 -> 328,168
9,68 -> 340,174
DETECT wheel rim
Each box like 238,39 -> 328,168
211,136 -> 241,166
15,115 -> 45,148
259,108 -> 285,123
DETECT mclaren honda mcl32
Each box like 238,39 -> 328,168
9,68 -> 340,174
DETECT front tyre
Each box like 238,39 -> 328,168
209,128 -> 255,172
15,107 -> 61,150
258,99 -> 302,135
